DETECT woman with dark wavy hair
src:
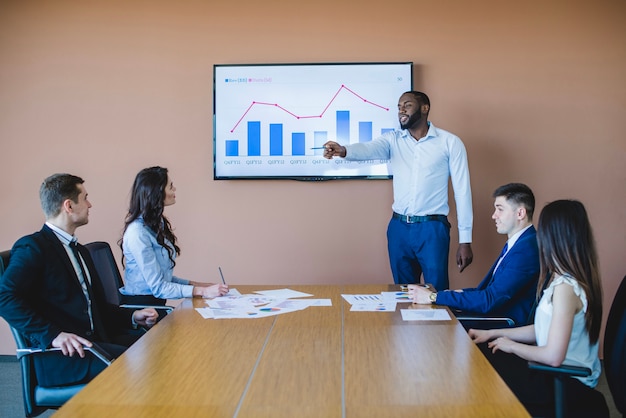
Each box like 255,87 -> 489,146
119,166 -> 228,305
468,200 -> 608,416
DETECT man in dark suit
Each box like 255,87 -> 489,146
0,173 -> 158,387
408,183 -> 539,326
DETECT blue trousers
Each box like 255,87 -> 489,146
386,216 -> 451,290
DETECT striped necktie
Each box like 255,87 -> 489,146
69,240 -> 94,331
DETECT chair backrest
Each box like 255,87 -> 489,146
2,253 -> 48,417
83,241 -> 124,306
0,249 -> 10,275
603,274 -> 626,414
9,325 -> 46,417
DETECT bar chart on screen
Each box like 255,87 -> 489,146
213,62 -> 412,179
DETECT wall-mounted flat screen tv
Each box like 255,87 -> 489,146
213,62 -> 413,180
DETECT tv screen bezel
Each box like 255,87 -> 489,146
213,61 -> 414,181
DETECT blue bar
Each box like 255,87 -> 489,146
314,131 -> 327,156
225,140 -> 239,157
270,123 -> 283,156
248,121 -> 261,156
292,132 -> 305,156
336,111 -> 349,143
381,128 -> 394,134
359,122 -> 372,143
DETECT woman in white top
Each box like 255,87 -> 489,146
469,200 -> 608,417
119,166 -> 228,305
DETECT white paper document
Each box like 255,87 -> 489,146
400,309 -> 452,321
195,289 -> 328,319
350,302 -> 397,312
195,307 -> 215,319
224,288 -> 242,297
196,305 -> 297,319
341,294 -> 382,305
254,288 -> 313,299
264,299 -> 332,310
380,291 -> 412,303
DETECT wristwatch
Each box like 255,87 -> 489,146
429,292 -> 437,304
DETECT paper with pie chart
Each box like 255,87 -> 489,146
196,288 -> 331,319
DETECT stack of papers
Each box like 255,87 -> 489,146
195,288 -> 332,319
341,291 -> 452,321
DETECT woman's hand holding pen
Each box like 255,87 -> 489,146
209,283 -> 229,297
192,283 -> 229,298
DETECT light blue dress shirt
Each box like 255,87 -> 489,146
120,217 -> 193,299
344,122 -> 473,243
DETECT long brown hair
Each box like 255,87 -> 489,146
536,200 -> 602,343
119,166 -> 180,267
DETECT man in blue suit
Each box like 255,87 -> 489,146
0,173 -> 158,387
408,183 -> 539,326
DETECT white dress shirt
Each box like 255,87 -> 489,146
344,122 -> 473,243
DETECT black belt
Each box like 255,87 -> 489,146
392,212 -> 448,224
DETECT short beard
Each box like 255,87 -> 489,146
400,112 -> 422,130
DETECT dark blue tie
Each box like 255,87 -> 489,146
493,242 -> 509,274
499,242 -> 509,259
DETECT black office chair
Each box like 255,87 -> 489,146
83,241 -> 173,316
603,275 -> 626,416
1,249 -> 113,417
527,275 -> 626,418
10,326 -> 113,417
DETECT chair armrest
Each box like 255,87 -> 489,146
121,304 -> 174,313
456,316 -> 515,326
16,346 -> 114,366
457,316 -> 515,330
528,361 -> 591,378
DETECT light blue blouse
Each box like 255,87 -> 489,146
119,217 -> 193,299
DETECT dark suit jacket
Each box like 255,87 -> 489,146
0,225 -> 134,386
436,226 -> 540,325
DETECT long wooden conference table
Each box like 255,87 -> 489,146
55,285 -> 529,417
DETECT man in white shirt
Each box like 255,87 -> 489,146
323,91 -> 473,290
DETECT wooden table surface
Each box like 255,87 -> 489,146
54,285 -> 529,417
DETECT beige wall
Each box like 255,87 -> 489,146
1,0 -> 624,355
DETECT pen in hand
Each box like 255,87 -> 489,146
310,147 -> 327,150
218,267 -> 227,285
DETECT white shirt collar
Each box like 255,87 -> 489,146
45,221 -> 75,245
505,224 -> 533,253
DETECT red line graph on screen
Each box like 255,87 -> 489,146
229,85 -> 390,133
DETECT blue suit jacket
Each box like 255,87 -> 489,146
0,225 -> 133,386
436,226 -> 540,325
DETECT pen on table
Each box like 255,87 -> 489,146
218,266 -> 226,285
